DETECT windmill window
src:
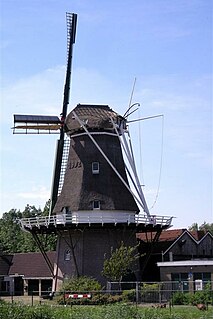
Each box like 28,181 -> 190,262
92,162 -> 99,174
93,200 -> 100,210
64,249 -> 71,261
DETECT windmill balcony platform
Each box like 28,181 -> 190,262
18,212 -> 173,233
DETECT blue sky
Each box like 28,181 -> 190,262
0,0 -> 212,228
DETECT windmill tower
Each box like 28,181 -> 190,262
14,13 -> 173,290
52,104 -> 141,288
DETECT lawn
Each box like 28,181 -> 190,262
0,303 -> 213,319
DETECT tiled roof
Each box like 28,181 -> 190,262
137,228 -> 211,244
136,229 -> 185,242
8,251 -> 56,278
190,230 -> 207,241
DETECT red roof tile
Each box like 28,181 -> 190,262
137,229 -> 186,242
137,228 -> 210,243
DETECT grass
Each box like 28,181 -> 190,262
0,302 -> 212,319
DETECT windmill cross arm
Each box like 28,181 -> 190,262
14,114 -> 61,124
12,114 -> 62,134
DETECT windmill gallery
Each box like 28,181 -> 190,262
12,13 -> 173,291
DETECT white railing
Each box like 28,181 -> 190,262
19,213 -> 173,230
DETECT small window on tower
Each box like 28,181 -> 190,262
64,249 -> 71,261
93,200 -> 100,210
92,162 -> 99,174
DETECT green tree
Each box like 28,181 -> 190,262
189,222 -> 213,234
0,202 -> 57,253
102,242 -> 139,284
199,222 -> 213,234
0,209 -> 25,252
189,223 -> 199,231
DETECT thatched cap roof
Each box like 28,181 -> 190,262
64,104 -> 124,134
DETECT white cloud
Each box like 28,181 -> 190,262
17,185 -> 50,200
1,65 -> 65,125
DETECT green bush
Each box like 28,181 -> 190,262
172,286 -> 213,306
57,276 -> 104,305
122,289 -> 136,302
61,275 -> 102,292
171,291 -> 188,305
57,292 -> 123,305
190,289 -> 212,305
141,283 -> 160,292
0,298 -> 6,305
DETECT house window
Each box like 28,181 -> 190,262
64,250 -> 71,261
171,273 -> 189,282
93,200 -> 100,209
194,272 -> 211,282
92,162 -> 99,174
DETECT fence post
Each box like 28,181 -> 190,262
107,281 -> 111,292
159,283 -> 161,304
31,291 -> 33,306
135,281 -> 139,304
63,290 -> 66,306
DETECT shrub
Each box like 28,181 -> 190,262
61,275 -> 102,292
0,298 -> 6,305
57,292 -> 123,305
140,283 -> 160,303
172,282 -> 213,306
122,289 -> 136,302
141,283 -> 160,291
56,275 -> 104,305
171,291 -> 188,305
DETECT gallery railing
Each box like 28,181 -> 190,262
19,213 -> 173,230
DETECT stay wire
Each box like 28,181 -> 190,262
138,109 -> 145,187
150,115 -> 164,210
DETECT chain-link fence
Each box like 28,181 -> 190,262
1,281 -> 213,306
108,281 -> 213,304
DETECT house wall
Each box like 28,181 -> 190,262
164,233 -> 197,260
164,233 -> 213,261
197,235 -> 213,256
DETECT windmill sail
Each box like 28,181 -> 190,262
12,114 -> 61,134
50,13 -> 77,214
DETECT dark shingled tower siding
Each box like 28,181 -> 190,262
53,134 -> 139,213
53,104 -> 140,288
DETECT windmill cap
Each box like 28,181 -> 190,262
64,104 -> 125,134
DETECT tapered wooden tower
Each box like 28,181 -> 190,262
52,104 -> 140,288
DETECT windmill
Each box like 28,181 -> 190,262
14,13 -> 173,290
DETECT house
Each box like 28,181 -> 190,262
0,252 -> 55,296
137,229 -> 213,290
